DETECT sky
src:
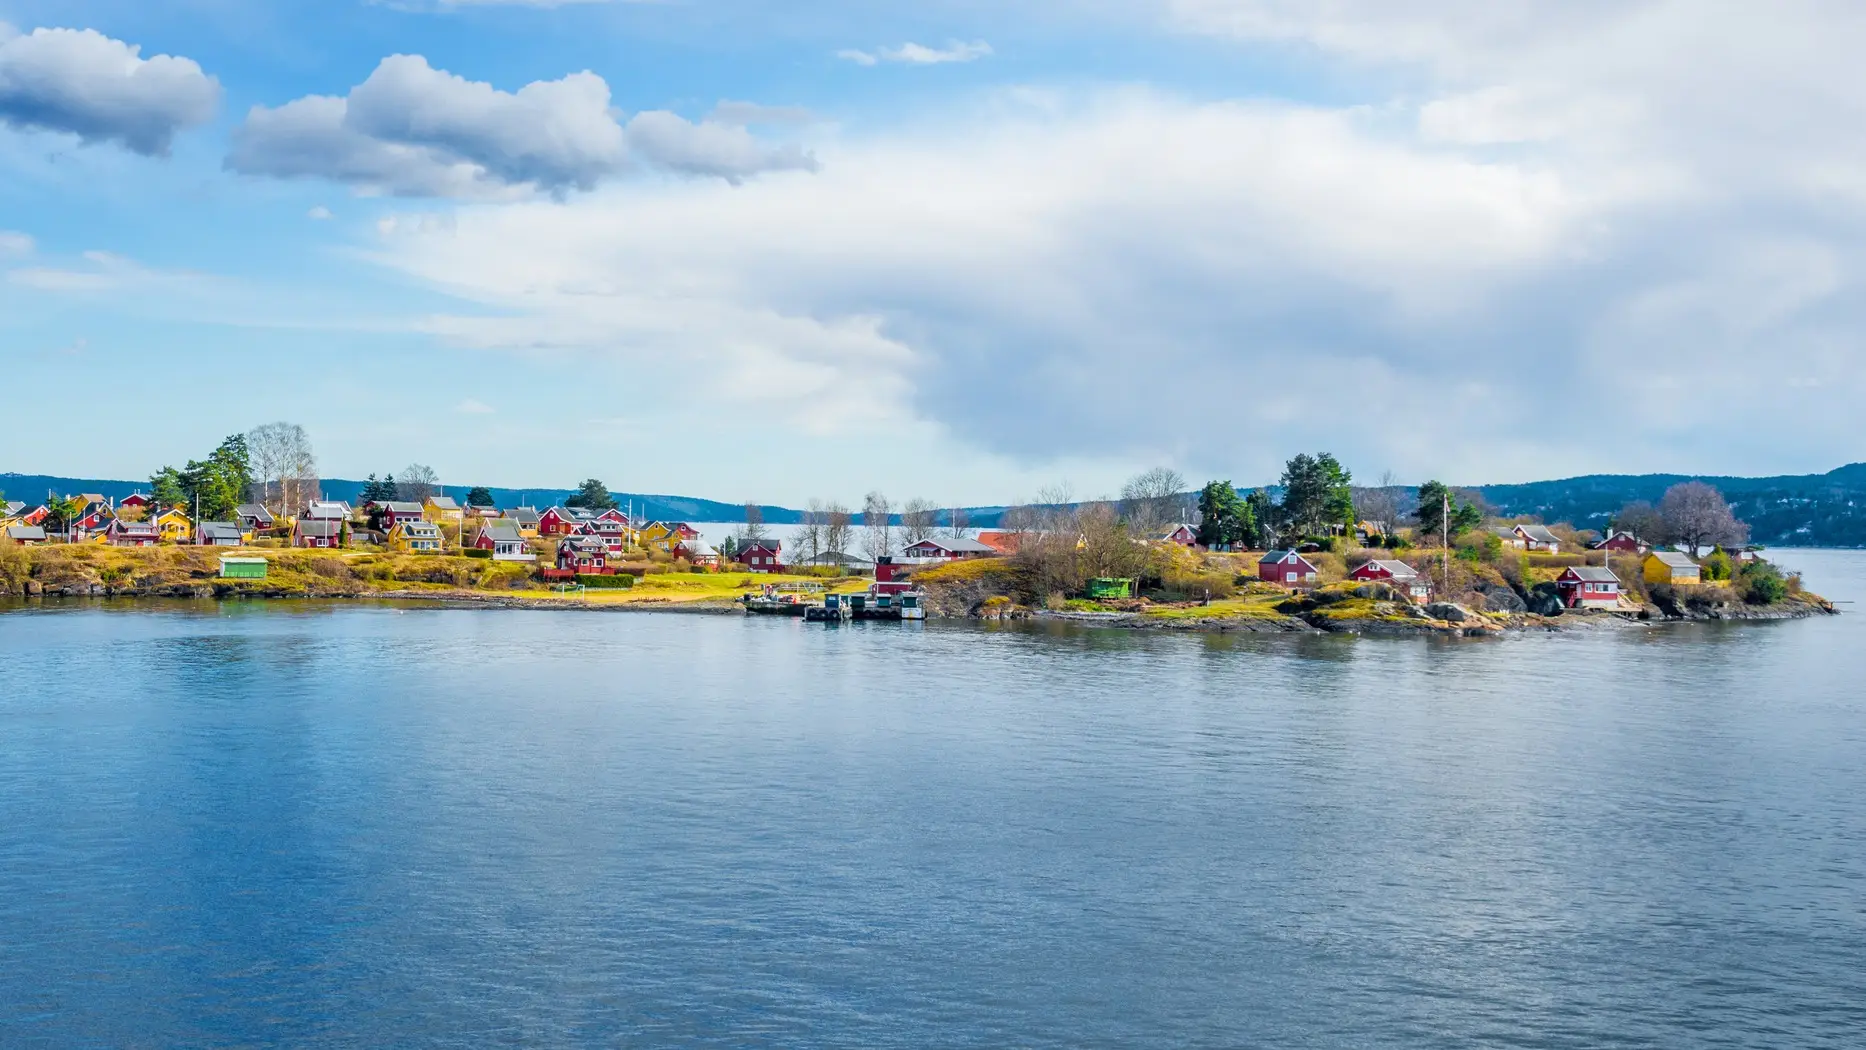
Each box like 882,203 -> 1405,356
2,1 -> 1863,506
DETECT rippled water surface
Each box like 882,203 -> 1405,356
3,551 -> 1864,1048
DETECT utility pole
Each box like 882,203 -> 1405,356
1441,489 -> 1450,599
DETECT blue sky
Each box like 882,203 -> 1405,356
3,1 -> 1863,506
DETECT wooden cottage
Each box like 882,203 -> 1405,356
1557,566 -> 1625,609
1348,559 -> 1430,602
738,540 -> 784,573
389,520 -> 444,553
292,518 -> 344,549
1260,550 -> 1320,588
1644,551 -> 1701,585
473,520 -> 535,562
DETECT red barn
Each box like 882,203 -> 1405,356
1259,550 -> 1319,588
537,507 -> 579,537
1557,566 -> 1624,609
738,540 -> 784,573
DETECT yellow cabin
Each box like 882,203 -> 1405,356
153,508 -> 193,543
1643,551 -> 1701,585
424,496 -> 464,524
389,520 -> 444,553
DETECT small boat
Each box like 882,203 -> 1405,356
742,582 -> 820,616
804,588 -> 927,623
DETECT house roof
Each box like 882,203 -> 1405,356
1650,551 -> 1698,570
563,536 -> 608,552
111,520 -> 158,535
479,520 -> 523,542
2,501 -> 23,516
395,521 -> 441,537
426,496 -> 460,510
906,536 -> 998,553
506,507 -> 542,524
1564,566 -> 1621,583
296,519 -> 342,538
740,539 -> 782,552
1592,530 -> 1640,547
236,504 -> 275,522
304,501 -> 351,519
1361,559 -> 1420,579
681,541 -> 720,559
198,522 -> 244,541
803,550 -> 871,566
1262,549 -> 1316,568
378,501 -> 424,514
5,525 -> 46,541
1515,524 -> 1561,543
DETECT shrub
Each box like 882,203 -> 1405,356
578,574 -> 634,588
1384,533 -> 1411,550
1736,560 -> 1787,604
462,547 -> 492,560
1701,548 -> 1733,582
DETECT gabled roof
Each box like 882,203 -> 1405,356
562,536 -> 608,552
540,505 -> 574,519
5,525 -> 46,541
110,519 -> 158,536
1359,559 -> 1420,579
303,501 -> 351,519
680,541 -> 720,559
1563,566 -> 1621,583
378,501 -> 424,514
1515,524 -> 1561,544
1262,549 -> 1317,568
1592,530 -> 1640,548
1649,551 -> 1698,570
739,538 -> 782,553
197,522 -> 244,541
426,496 -> 460,511
2,501 -> 23,516
905,536 -> 998,554
394,520 -> 442,537
506,507 -> 542,524
478,520 -> 523,542
802,549 -> 871,566
236,504 -> 275,522
295,518 -> 342,538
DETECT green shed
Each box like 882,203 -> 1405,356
1086,577 -> 1134,600
219,557 -> 269,580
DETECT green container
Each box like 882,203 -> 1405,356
219,557 -> 269,580
1086,577 -> 1133,599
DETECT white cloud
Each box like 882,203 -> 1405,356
355,68 -> 1866,482
227,55 -> 815,197
7,249 -> 204,292
839,41 -> 993,66
0,230 -> 32,255
709,100 -> 814,127
0,23 -> 219,155
307,205 -> 334,220
454,398 -> 496,414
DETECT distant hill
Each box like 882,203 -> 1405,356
7,462 -> 1864,546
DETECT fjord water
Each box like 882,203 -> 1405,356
3,553 -> 1863,1048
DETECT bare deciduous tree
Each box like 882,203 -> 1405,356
944,505 -> 970,538
741,502 -> 769,546
1612,500 -> 1665,542
862,491 -> 892,561
1659,482 -> 1749,557
1119,467 -> 1187,536
1352,469 -> 1404,531
397,464 -> 440,503
798,499 -> 827,565
246,421 -> 319,515
900,498 -> 938,544
825,504 -> 854,559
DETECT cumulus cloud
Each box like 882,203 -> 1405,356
356,65 -> 1866,483
838,41 -> 993,66
227,55 -> 814,197
0,23 -> 219,155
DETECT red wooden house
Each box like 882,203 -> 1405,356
1259,550 -> 1319,588
738,540 -> 784,573
901,537 -> 998,561
555,537 -> 614,574
371,501 -> 426,529
537,506 -> 579,537
118,492 -> 152,512
1592,531 -> 1646,554
293,519 -> 343,548
873,557 -> 914,596
1348,559 -> 1430,602
105,519 -> 160,546
1557,566 -> 1624,609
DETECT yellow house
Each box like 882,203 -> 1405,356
389,520 -> 444,553
639,521 -> 677,551
153,508 -> 193,543
424,495 -> 464,525
1644,551 -> 1701,585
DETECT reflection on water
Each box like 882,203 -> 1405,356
1,551 -> 1863,1048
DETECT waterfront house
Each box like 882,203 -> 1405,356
1348,559 -> 1430,602
1259,550 -> 1320,588
874,556 -> 914,595
537,507 -> 579,537
195,522 -> 245,546
739,540 -> 784,573
506,507 -> 542,537
576,517 -> 629,552
641,521 -> 701,552
389,520 -> 443,553
153,508 -> 192,544
73,501 -> 115,536
901,536 -> 999,561
118,492 -> 151,512
473,520 -> 535,562
1557,566 -> 1625,609
5,524 -> 46,545
676,540 -> 722,568
106,519 -> 160,547
1160,524 -> 1199,547
1593,531 -> 1647,554
236,504 -> 276,534
1644,551 -> 1701,585
424,495 -> 464,525
292,518 -> 343,549
556,536 -> 613,574
372,501 -> 426,529
1513,524 -> 1562,552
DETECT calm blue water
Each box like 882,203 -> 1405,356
3,551 -> 1864,1048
